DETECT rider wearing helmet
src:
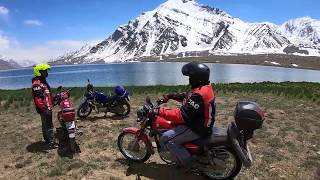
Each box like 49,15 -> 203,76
155,61 -> 215,169
32,63 -> 57,148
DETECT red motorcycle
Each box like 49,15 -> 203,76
54,86 -> 81,154
117,97 -> 264,180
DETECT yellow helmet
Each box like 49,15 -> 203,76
34,63 -> 51,77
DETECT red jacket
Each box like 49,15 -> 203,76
31,77 -> 53,113
159,84 -> 216,136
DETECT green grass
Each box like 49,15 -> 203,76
0,82 -> 319,109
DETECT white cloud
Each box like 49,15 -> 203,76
0,6 -> 9,16
0,34 -> 10,49
0,37 -> 99,64
24,20 -> 43,26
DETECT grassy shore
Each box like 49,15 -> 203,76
1,82 -> 319,110
0,82 -> 320,179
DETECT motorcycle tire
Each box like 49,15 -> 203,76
117,132 -> 151,163
69,137 -> 76,153
201,147 -> 242,180
77,105 -> 92,118
115,100 -> 130,117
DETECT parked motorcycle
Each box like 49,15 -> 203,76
117,97 -> 265,180
54,86 -> 81,154
77,80 -> 131,118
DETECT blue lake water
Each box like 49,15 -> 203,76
0,62 -> 320,89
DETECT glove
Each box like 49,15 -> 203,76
147,107 -> 159,119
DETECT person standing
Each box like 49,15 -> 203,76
31,63 -> 57,148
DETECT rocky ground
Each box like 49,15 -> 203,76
0,92 -> 319,180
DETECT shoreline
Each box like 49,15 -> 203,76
136,54 -> 320,71
2,54 -> 320,71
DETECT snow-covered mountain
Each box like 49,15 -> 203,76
0,55 -> 35,69
53,0 -> 320,64
280,17 -> 320,47
17,59 -> 36,67
0,56 -> 21,70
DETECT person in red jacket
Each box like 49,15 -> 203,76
32,63 -> 57,148
154,61 -> 216,170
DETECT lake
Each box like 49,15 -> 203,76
0,62 -> 320,89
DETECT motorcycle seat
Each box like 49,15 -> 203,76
63,107 -> 75,113
193,127 -> 228,146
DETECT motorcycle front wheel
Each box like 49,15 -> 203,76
117,132 -> 151,163
77,104 -> 92,118
201,147 -> 242,180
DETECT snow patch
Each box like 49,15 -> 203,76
270,61 -> 280,65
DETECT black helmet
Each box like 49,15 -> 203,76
182,61 -> 210,88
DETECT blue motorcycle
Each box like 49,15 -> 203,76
77,80 -> 130,118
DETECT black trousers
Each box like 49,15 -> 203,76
40,111 -> 54,144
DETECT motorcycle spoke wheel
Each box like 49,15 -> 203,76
77,106 -> 92,118
201,148 -> 242,180
159,150 -> 176,165
117,132 -> 151,162
114,101 -> 130,116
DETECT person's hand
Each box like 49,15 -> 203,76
147,107 -> 159,118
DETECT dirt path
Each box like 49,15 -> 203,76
0,93 -> 319,179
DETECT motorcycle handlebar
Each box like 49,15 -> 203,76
156,99 -> 166,106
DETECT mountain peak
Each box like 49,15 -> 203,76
158,0 -> 198,11
165,0 -> 195,4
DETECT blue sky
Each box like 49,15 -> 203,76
0,0 -> 319,62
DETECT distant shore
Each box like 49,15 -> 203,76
136,54 -> 320,70
2,54 -> 320,71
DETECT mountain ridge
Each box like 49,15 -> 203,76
52,0 -> 320,64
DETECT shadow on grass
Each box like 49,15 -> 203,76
26,141 -> 50,153
116,159 -> 204,180
109,114 -> 129,120
77,115 -> 106,122
77,114 -> 128,122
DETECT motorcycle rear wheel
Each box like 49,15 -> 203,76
77,105 -> 92,118
201,147 -> 242,180
117,132 -> 151,163
114,100 -> 130,116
